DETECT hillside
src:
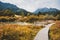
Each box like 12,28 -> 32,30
0,1 -> 33,16
34,8 -> 60,16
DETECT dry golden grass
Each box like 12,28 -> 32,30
0,23 -> 44,40
49,22 -> 60,40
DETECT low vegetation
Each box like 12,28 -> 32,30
49,21 -> 60,40
0,9 -> 60,22
0,23 -> 44,40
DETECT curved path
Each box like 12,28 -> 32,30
34,23 -> 54,40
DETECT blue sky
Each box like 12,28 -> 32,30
0,0 -> 60,12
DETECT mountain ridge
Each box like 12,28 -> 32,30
0,1 -> 32,15
34,8 -> 60,13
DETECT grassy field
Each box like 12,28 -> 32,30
0,23 -> 44,40
49,21 -> 60,40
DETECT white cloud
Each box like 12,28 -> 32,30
0,0 -> 59,12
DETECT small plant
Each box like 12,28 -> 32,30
49,22 -> 60,40
0,23 -> 43,40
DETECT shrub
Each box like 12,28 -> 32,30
49,22 -> 60,40
0,23 -> 43,40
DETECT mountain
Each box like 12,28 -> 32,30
0,1 -> 32,16
0,1 -> 19,11
34,8 -> 60,13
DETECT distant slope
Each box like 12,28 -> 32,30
0,1 -> 33,16
34,8 -> 60,15
0,1 -> 19,12
34,8 -> 59,13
